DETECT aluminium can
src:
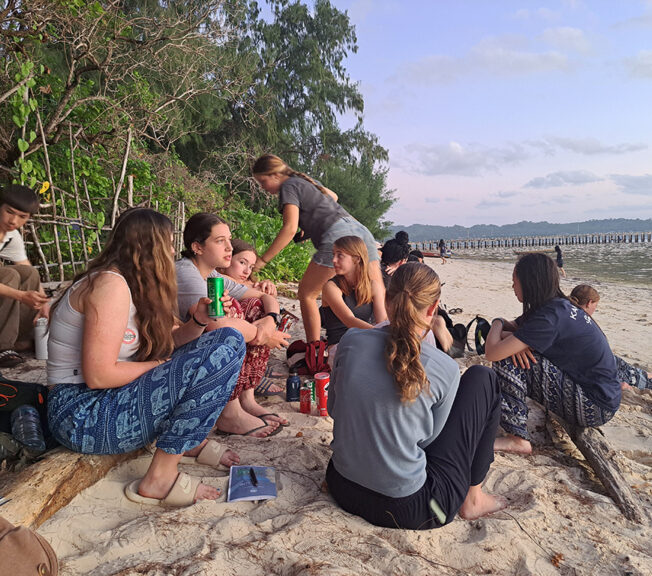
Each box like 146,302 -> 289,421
300,386 -> 311,414
207,276 -> 225,318
314,372 -> 330,417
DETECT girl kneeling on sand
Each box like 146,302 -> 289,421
320,235 -> 387,365
47,208 -> 243,507
570,284 -> 651,391
251,154 -> 382,344
176,213 -> 290,438
326,263 -> 506,529
485,254 -> 621,455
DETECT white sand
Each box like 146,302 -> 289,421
37,258 -> 652,576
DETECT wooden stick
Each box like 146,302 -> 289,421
110,126 -> 132,227
27,222 -> 51,283
548,413 -> 649,525
83,179 -> 102,253
69,125 -> 89,266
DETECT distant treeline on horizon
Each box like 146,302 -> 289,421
387,218 -> 652,242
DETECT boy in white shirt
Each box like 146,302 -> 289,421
0,184 -> 49,366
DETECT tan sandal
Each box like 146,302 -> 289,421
179,439 -> 230,470
124,472 -> 202,507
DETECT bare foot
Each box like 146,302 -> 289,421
215,410 -> 279,438
219,449 -> 240,467
138,474 -> 220,502
494,434 -> 532,455
621,381 -> 633,391
459,493 -> 508,520
240,394 -> 290,426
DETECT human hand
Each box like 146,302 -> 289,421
189,297 -> 213,326
252,316 -> 290,348
254,256 -> 267,272
220,288 -> 233,314
511,348 -> 537,370
20,290 -> 49,310
253,280 -> 277,296
34,301 -> 51,322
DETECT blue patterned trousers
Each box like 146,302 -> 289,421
615,355 -> 651,390
492,354 -> 616,440
48,328 -> 245,455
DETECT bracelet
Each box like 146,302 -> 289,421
492,318 -> 504,328
192,313 -> 208,327
260,256 -> 269,265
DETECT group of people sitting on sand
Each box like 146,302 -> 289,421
0,155 -> 649,522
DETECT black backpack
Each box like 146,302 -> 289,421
0,373 -> 50,437
465,315 -> 491,355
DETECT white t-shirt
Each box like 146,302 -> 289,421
0,229 -> 28,263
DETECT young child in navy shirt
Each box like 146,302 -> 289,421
485,253 -> 620,455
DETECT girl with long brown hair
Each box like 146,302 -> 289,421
251,154 -> 383,345
570,284 -> 651,391
47,208 -> 245,507
326,263 -> 506,529
320,235 -> 386,364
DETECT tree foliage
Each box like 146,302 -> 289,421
0,0 -> 395,280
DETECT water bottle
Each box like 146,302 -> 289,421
34,317 -> 49,360
286,367 -> 301,402
10,405 -> 46,454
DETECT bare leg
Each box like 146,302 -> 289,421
215,398 -> 278,437
137,448 -> 220,501
239,388 -> 289,425
298,260 -> 335,342
493,433 -> 532,455
458,484 -> 508,520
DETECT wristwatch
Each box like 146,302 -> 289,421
265,312 -> 280,327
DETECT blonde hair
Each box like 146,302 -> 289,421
252,154 -> 330,196
333,235 -> 372,306
569,284 -> 600,308
385,263 -> 442,403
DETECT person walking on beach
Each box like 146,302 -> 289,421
570,284 -> 651,391
0,185 -> 50,367
554,245 -> 566,278
484,254 -> 621,455
438,239 -> 448,264
251,154 -> 382,344
326,263 -> 507,529
47,208 -> 243,507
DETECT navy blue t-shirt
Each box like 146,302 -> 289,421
514,298 -> 620,411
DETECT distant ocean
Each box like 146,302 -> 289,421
449,242 -> 652,287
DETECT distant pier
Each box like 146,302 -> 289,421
412,232 -> 652,252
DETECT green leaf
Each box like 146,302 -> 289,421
12,115 -> 23,127
17,138 -> 29,153
29,130 -> 37,143
23,160 -> 33,174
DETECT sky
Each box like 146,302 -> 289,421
329,0 -> 652,227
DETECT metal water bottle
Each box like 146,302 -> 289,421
34,317 -> 48,360
10,405 -> 46,454
286,367 -> 301,402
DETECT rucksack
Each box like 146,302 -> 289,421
0,373 -> 49,437
286,340 -> 330,375
465,316 -> 491,355
438,307 -> 468,358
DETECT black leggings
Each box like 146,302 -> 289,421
326,365 -> 501,530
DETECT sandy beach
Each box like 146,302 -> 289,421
6,257 -> 651,575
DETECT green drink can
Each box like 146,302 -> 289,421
306,380 -> 315,402
207,276 -> 225,318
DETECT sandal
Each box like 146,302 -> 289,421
125,472 -> 204,507
0,350 -> 23,368
179,439 -> 232,470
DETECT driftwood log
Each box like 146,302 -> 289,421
548,414 -> 649,525
0,447 -> 142,528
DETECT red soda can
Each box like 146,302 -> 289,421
314,372 -> 330,417
300,386 -> 311,414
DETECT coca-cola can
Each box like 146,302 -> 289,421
300,386 -> 311,414
314,372 -> 330,417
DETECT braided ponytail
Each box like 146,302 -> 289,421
252,154 -> 330,196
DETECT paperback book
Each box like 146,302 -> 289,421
227,465 -> 277,502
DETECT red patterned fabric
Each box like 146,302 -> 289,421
227,298 -> 270,400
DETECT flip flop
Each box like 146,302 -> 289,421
216,417 -> 282,438
0,350 -> 24,368
259,412 -> 289,427
254,377 -> 285,397
125,472 -> 204,507
448,308 -> 463,315
179,439 -> 231,470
